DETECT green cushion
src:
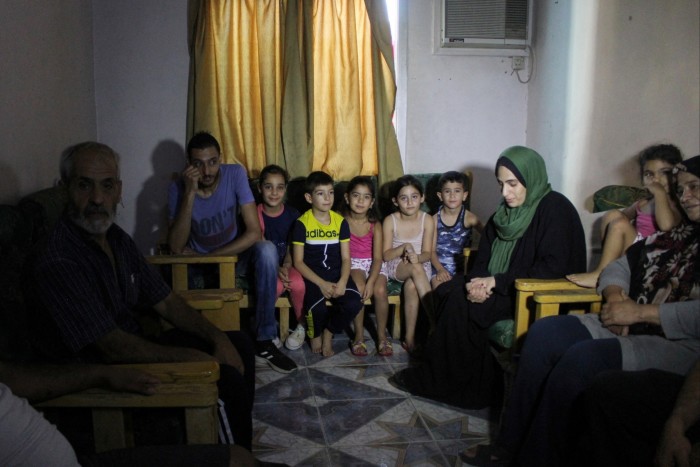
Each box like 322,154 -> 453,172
593,185 -> 647,213
386,279 -> 402,296
237,276 -> 250,291
488,319 -> 514,349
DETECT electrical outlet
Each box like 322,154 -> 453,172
512,56 -> 525,71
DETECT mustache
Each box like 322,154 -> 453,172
84,205 -> 111,216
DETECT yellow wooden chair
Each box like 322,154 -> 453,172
513,278 -> 602,350
37,361 -> 220,453
147,255 -> 242,331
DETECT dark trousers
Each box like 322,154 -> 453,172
497,315 -> 622,467
159,329 -> 255,450
573,368 -> 700,467
303,277 -> 363,337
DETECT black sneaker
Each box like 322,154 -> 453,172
255,340 -> 298,373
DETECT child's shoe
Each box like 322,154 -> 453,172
285,324 -> 306,350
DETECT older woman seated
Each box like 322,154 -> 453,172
389,146 -> 586,409
463,154 -> 700,467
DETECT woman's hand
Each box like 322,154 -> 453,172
466,277 -> 495,303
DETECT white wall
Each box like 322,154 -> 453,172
400,0 -> 529,222
0,0 -> 96,204
93,0 -> 190,252
2,0 -> 698,257
527,0 -> 700,260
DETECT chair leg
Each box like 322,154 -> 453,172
535,302 -> 561,320
279,305 -> 290,341
92,408 -> 130,452
184,406 -> 218,444
391,300 -> 401,340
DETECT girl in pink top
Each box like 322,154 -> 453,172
342,177 -> 391,356
567,144 -> 683,288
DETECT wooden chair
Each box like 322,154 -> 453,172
36,361 -> 220,453
147,255 -> 242,331
513,278 -> 602,350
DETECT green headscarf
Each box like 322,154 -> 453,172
487,146 -> 552,274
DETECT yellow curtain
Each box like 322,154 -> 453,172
188,0 -> 403,182
188,0 -> 283,175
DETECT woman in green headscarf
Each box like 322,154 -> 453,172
389,146 -> 586,409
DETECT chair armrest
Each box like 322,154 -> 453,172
513,278 -> 591,349
36,361 -> 220,409
515,278 -> 586,292
179,288 -> 244,309
146,255 -> 238,290
533,289 -> 602,321
147,255 -> 238,265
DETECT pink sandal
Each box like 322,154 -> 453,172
377,340 -> 393,357
350,341 -> 368,356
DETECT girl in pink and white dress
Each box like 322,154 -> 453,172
342,176 -> 392,356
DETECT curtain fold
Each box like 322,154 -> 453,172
187,0 -> 403,182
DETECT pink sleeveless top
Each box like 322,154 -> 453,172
349,223 -> 374,260
635,204 -> 658,239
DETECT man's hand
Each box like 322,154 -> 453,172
103,366 -> 161,395
655,417 -> 692,467
180,246 -> 197,255
600,291 -> 643,328
212,335 -> 245,375
182,165 -> 201,194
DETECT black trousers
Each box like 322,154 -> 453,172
573,368 -> 700,467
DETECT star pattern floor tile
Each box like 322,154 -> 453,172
252,333 -> 494,466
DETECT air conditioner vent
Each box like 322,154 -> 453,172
440,0 -> 531,52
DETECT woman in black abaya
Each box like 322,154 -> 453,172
389,146 -> 586,409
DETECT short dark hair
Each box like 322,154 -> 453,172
259,164 -> 289,186
187,132 -> 221,159
438,171 -> 468,191
638,144 -> 683,181
304,171 -> 334,194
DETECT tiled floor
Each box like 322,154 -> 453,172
252,331 -> 496,466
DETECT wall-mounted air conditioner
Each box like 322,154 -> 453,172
435,0 -> 533,56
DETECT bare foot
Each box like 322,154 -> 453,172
322,329 -> 334,357
311,336 -> 322,354
566,272 -> 599,288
